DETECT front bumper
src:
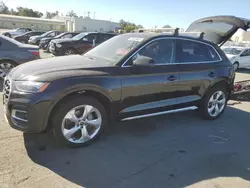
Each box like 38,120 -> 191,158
3,79 -> 51,133
49,45 -> 63,56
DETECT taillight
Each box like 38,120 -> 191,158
29,50 -> 39,57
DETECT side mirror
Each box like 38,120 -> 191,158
133,55 -> 155,67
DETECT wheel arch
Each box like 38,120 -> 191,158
44,88 -> 113,131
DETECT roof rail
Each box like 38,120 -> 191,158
178,32 -> 205,39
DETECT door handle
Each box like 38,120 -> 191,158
167,75 -> 177,81
208,72 -> 215,77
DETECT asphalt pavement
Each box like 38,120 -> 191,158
0,53 -> 250,188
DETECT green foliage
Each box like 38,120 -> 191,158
119,19 -> 143,33
45,11 -> 59,19
66,10 -> 78,18
163,25 -> 171,28
0,1 -> 43,17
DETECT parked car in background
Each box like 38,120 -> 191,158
28,30 -> 63,45
4,15 -> 244,147
40,32 -> 80,51
14,31 -> 45,44
0,35 -> 40,79
222,46 -> 250,70
49,32 -> 116,56
2,28 -> 34,38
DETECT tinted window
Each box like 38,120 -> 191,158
176,39 -> 220,63
48,32 -> 57,37
62,34 -> 73,38
241,49 -> 250,56
84,34 -> 98,42
99,34 -> 114,42
133,39 -> 175,65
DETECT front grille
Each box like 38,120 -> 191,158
3,78 -> 11,104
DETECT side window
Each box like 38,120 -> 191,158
133,39 -> 175,65
62,34 -> 73,38
176,40 -> 220,63
84,34 -> 98,42
18,29 -> 25,33
241,49 -> 250,56
99,34 -> 113,42
48,32 -> 56,37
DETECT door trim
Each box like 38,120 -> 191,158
121,106 -> 198,121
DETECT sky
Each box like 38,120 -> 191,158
2,0 -> 250,29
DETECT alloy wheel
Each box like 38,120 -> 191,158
207,90 -> 226,117
233,63 -> 239,71
0,62 -> 14,79
65,49 -> 75,55
61,105 -> 102,144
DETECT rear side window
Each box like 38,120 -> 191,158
176,39 -> 220,63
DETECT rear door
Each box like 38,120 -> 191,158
175,38 -> 221,105
186,16 -> 250,46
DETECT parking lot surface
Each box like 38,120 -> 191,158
0,56 -> 249,187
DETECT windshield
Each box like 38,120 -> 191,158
72,32 -> 89,40
83,34 -> 146,65
41,31 -> 53,37
222,47 -> 243,55
54,33 -> 66,39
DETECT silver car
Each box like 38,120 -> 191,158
2,28 -> 33,38
0,35 -> 40,79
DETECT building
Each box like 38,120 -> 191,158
231,29 -> 250,43
52,15 -> 120,32
0,14 -> 65,31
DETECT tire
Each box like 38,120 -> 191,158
199,86 -> 228,120
0,60 -> 17,80
52,96 -> 108,147
233,62 -> 239,71
4,33 -> 11,38
35,40 -> 40,46
64,48 -> 76,55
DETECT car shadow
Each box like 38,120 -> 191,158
236,68 -> 250,74
23,103 -> 250,188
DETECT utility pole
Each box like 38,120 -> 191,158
87,11 -> 90,18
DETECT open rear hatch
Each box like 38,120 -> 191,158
186,16 -> 250,46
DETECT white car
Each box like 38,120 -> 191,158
222,46 -> 250,70
1,28 -> 33,38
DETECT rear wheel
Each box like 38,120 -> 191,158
233,62 -> 239,71
199,86 -> 228,120
4,33 -> 11,38
64,48 -> 76,55
0,60 -> 17,79
52,96 -> 107,147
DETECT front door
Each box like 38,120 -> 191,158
120,38 -> 180,119
174,38 -> 220,105
239,49 -> 250,68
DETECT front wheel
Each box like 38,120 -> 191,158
233,62 -> 239,71
0,60 -> 17,79
52,96 -> 107,147
199,86 -> 228,120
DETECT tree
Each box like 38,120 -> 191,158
163,25 -> 171,28
137,25 -> 144,29
45,11 -> 59,19
16,7 -> 43,17
66,10 -> 78,17
119,19 -> 138,33
0,1 -> 9,14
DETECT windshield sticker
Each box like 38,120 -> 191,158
128,37 -> 144,42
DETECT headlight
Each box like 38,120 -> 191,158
56,44 -> 62,48
14,81 -> 50,93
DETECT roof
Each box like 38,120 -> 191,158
0,14 -> 64,24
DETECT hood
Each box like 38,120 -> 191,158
9,55 -> 110,81
2,29 -> 16,34
52,38 -> 75,44
186,15 -> 250,46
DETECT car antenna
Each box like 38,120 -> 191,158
173,28 -> 179,36
199,32 -> 205,39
